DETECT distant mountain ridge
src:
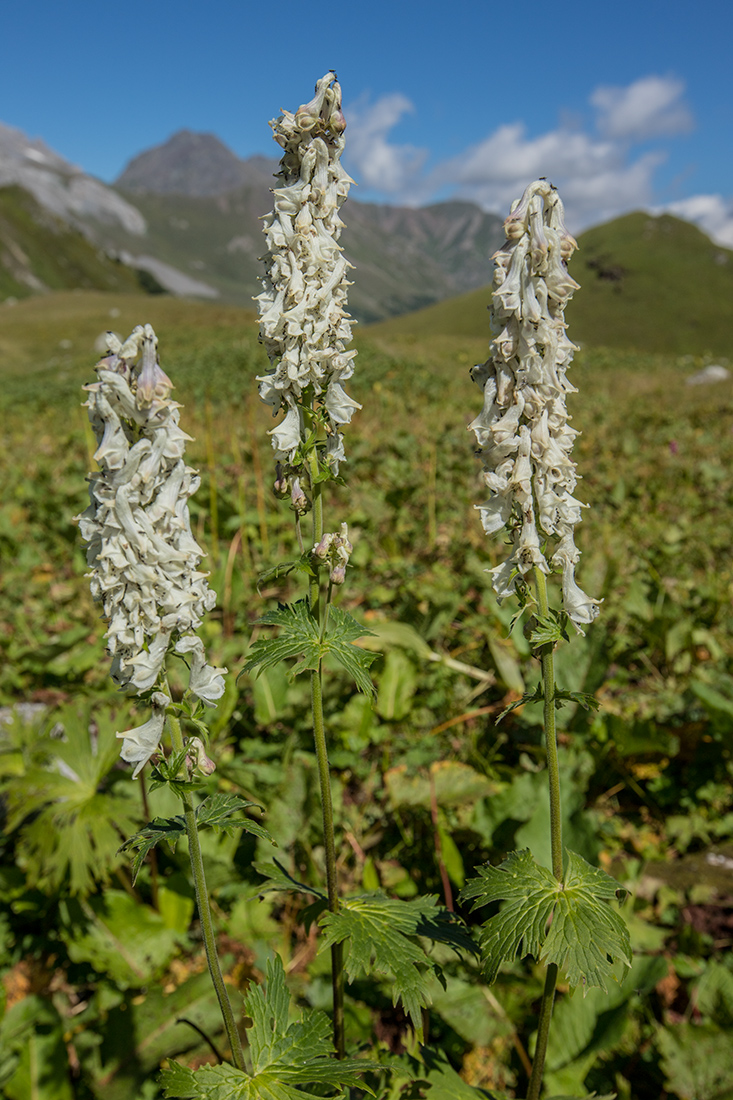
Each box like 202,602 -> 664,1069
115,130 -> 277,196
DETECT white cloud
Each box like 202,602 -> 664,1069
429,122 -> 666,227
344,92 -> 427,195
662,194 -> 733,248
341,76 -> 721,237
591,75 -> 693,142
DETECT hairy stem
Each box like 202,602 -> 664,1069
526,567 -> 563,1100
167,709 -> 245,1070
307,448 -> 345,1058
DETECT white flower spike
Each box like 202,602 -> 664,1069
256,72 -> 358,478
471,181 -> 600,633
77,325 -> 227,772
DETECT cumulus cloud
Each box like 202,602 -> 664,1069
429,122 -> 665,227
341,75 -> 732,246
591,76 -> 694,142
662,195 -> 733,248
344,92 -> 427,195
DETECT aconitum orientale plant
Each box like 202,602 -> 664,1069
459,180 -> 630,1100
244,72 -> 472,1065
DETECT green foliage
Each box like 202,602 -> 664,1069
0,703 -> 139,894
656,1023 -> 733,1100
120,794 -> 273,884
242,599 -> 377,696
460,850 -> 631,990
320,892 -> 476,1038
160,955 -> 379,1098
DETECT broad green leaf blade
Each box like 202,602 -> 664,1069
460,849 -> 630,990
459,850 -> 557,983
319,893 -> 462,1037
542,851 -> 631,990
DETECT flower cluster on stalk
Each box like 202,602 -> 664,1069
470,180 -> 600,632
77,324 -> 225,775
256,71 -> 358,503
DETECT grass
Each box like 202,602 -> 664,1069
370,212 -> 733,358
3,289 -> 733,1098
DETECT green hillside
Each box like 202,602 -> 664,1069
368,212 -> 733,357
0,186 -> 147,300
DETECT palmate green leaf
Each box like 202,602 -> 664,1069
242,600 -> 377,696
160,955 -> 379,1099
319,893 -> 473,1038
459,849 -> 631,991
120,795 -> 273,885
1,704 -> 139,895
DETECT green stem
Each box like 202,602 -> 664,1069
306,447 -> 345,1059
167,709 -> 246,1070
525,567 -> 563,1100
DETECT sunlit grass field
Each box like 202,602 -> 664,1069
2,289 -> 733,1098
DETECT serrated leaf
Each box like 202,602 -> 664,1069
159,956 -> 380,1098
242,600 -> 376,696
120,796 -> 272,884
554,690 -> 601,712
252,859 -> 327,901
322,605 -> 378,696
196,793 -> 272,845
496,682 -> 543,723
319,893 -> 471,1038
530,613 -> 568,648
543,852 -> 632,990
119,815 -> 186,884
459,849 -> 631,990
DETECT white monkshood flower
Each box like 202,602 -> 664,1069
77,325 -> 227,711
117,691 -> 169,779
470,180 -> 600,633
256,72 -> 359,480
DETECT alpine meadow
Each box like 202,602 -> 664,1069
2,72 -> 733,1100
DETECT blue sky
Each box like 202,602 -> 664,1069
2,0 -> 732,241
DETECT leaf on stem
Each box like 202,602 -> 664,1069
529,611 -> 569,649
160,955 -> 379,1098
252,859 -> 328,930
120,795 -> 272,884
319,893 -> 475,1039
241,600 -> 377,697
459,849 -> 631,991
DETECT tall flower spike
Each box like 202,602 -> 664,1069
77,325 -> 226,710
256,72 -> 358,477
470,181 -> 600,633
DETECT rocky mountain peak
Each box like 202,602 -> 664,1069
115,130 -> 277,197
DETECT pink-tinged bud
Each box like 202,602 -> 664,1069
291,477 -> 311,516
313,532 -> 334,560
136,326 -> 173,407
186,736 -> 216,776
273,462 -> 290,498
329,564 -> 346,585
